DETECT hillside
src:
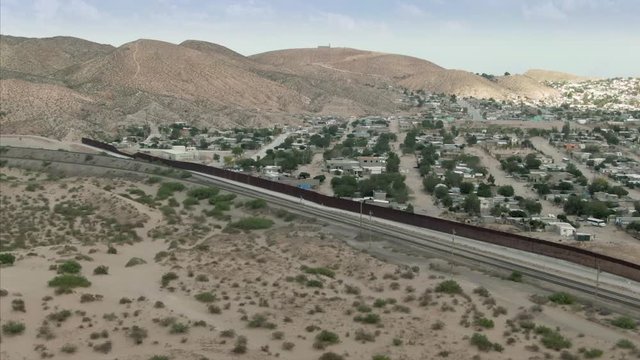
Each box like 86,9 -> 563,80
524,69 -> 590,83
0,35 -> 114,77
251,47 -> 557,100
0,35 -> 563,139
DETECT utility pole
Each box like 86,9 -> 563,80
450,229 -> 456,274
368,210 -> 373,250
595,259 -> 601,300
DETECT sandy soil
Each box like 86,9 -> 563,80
0,135 -> 98,153
2,166 -> 638,360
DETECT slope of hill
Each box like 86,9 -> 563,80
524,69 -> 589,83
251,47 -> 557,100
0,35 -> 563,139
496,74 -> 560,100
0,35 -> 114,77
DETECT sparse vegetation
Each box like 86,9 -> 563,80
228,217 -> 274,230
548,292 -> 576,305
435,280 -> 462,294
93,265 -> 109,275
611,316 -> 637,329
48,274 -> 91,290
194,291 -> 217,303
2,321 -> 25,335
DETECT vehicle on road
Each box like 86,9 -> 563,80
587,217 -> 606,227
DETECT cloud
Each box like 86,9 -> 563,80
396,2 -> 427,17
34,0 -> 60,19
225,0 -> 273,17
522,1 -> 567,20
68,0 -> 99,19
324,12 -> 357,30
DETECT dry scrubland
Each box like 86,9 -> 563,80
1,162 -> 639,360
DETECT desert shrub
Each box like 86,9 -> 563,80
354,328 -> 376,342
232,335 -> 248,354
508,271 -> 523,282
245,198 -> 267,209
125,257 -> 147,267
229,217 -> 274,230
282,341 -> 295,350
208,304 -> 222,314
182,197 -> 198,208
11,299 -> 25,312
128,325 -> 148,344
373,298 -> 388,308
392,338 -> 402,346
169,322 -> 189,334
611,316 -> 637,330
548,292 -> 575,305
161,272 -> 178,287
220,329 -> 236,338
248,313 -> 277,329
60,343 -> 77,353
57,260 -> 82,274
0,253 -> 16,265
187,187 -> 219,200
435,280 -> 462,294
272,331 -> 285,340
93,265 -> 109,275
344,284 -> 361,295
48,309 -> 72,322
616,339 -> 636,349
194,292 -> 217,303
316,330 -> 340,345
157,182 -> 186,200
303,266 -> 335,278
583,348 -> 603,358
2,321 -> 25,335
540,330 -> 572,350
306,279 -> 324,288
93,341 -> 112,354
473,287 -> 490,297
48,274 -> 91,289
470,333 -> 493,351
107,246 -> 117,254
354,313 -> 381,324
431,320 -> 445,330
319,352 -> 344,360
146,176 -> 162,184
196,274 -> 209,282
372,355 -> 391,360
475,317 -> 495,329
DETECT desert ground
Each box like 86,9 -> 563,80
1,161 -> 639,360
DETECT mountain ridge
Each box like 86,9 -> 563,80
1,34 -> 565,139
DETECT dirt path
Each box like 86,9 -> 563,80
132,42 -> 141,80
465,145 -> 559,216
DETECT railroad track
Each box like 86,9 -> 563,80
3,151 -> 639,311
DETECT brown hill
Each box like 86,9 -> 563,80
251,47 -> 556,100
524,69 -> 589,83
496,74 -> 560,100
0,35 -> 562,139
0,35 -> 114,77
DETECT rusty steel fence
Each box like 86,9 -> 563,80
82,138 -> 640,282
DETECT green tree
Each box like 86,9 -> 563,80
463,194 -> 481,215
476,183 -> 492,197
386,152 -> 400,173
497,185 -> 514,197
434,185 -> 449,199
588,177 -> 609,194
520,198 -> 542,215
331,176 -> 358,198
423,174 -> 441,193
487,174 -> 495,185
459,182 -> 474,195
231,146 -> 244,157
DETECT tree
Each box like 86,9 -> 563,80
524,153 -> 541,169
232,147 -> 244,157
608,185 -> 628,197
331,176 -> 358,198
504,71 -> 511,76
463,194 -> 481,215
405,203 -> 414,213
459,182 -> 474,195
535,183 -> 551,196
564,195 -> 586,215
562,122 -> 571,139
434,185 -> 449,199
586,201 -> 611,219
520,198 -> 542,215
386,152 -> 400,173
497,185 -> 515,197
487,174 -> 495,185
313,175 -> 326,183
441,195 -> 453,207
423,174 -> 441,193
298,172 -> 310,179
588,177 -> 609,194
466,135 -> 478,146
476,183 -> 492,197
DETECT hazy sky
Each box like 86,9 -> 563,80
1,0 -> 638,77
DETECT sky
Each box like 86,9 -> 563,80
1,0 -> 639,77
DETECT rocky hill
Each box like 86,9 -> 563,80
524,69 -> 590,83
1,35 -> 561,139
